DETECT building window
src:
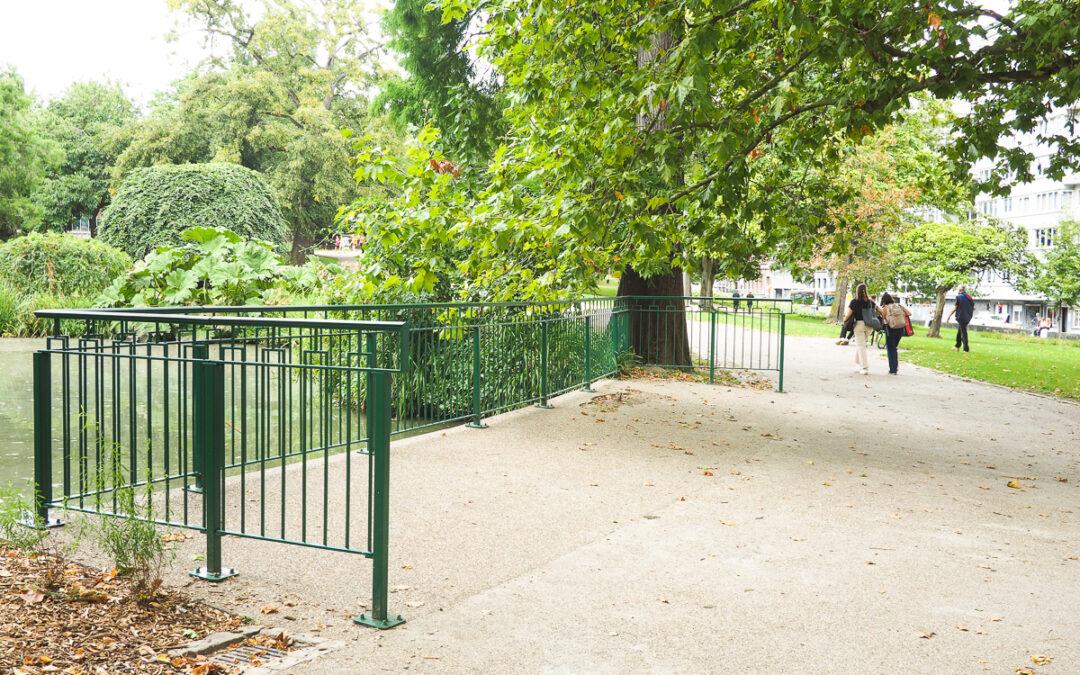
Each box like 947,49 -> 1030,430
1035,228 -> 1057,248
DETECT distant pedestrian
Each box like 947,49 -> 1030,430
946,286 -> 975,352
843,283 -> 882,375
746,292 -> 755,311
1037,315 -> 1053,338
732,290 -> 742,312
880,293 -> 912,375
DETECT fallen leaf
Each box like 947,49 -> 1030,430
18,590 -> 44,605
1030,655 -> 1052,666
1007,480 -> 1021,489
260,605 -> 278,614
919,630 -> 936,639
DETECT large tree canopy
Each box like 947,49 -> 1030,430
370,0 -> 1080,289
374,0 -> 504,165
892,219 -> 1030,336
0,69 -> 57,239
34,81 -> 136,234
113,0 -> 396,260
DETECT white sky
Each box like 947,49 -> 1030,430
0,0 -> 208,106
0,0 -> 390,108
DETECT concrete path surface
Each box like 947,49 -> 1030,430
161,335 -> 1079,673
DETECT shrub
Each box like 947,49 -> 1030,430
99,163 -> 289,259
87,485 -> 169,595
0,282 -> 92,337
0,484 -> 47,552
0,232 -> 131,299
98,226 -> 340,308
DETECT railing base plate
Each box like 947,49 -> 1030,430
466,421 -> 488,429
535,402 -> 553,409
353,612 -> 406,630
190,567 -> 238,582
18,513 -> 63,530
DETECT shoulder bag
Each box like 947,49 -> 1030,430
861,303 -> 883,331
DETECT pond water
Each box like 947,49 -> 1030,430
0,338 -> 40,489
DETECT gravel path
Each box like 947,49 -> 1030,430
162,335 -> 1079,673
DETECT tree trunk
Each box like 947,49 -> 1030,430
289,229 -> 315,264
700,258 -> 715,310
829,272 -> 849,323
617,265 -> 692,368
927,287 -> 947,338
682,268 -> 693,297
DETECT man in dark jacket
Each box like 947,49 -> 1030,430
946,286 -> 976,352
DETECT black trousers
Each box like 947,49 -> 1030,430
886,327 -> 904,373
955,321 -> 970,352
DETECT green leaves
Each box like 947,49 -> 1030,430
98,226 -> 338,308
99,164 -> 288,259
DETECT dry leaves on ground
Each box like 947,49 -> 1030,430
1,548 -> 242,673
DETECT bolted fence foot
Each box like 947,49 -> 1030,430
353,612 -> 406,630
189,567 -> 238,582
582,385 -> 595,393
466,420 -> 488,429
535,402 -> 554,409
18,512 -> 63,530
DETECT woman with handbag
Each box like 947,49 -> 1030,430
880,293 -> 912,375
842,283 -> 882,375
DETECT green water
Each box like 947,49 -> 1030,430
0,339 -> 39,489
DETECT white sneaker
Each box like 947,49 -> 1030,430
860,369 -> 869,376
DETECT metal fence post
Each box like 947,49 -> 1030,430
190,357 -> 236,581
537,320 -> 552,408
582,315 -> 594,392
777,313 -> 786,393
467,325 -> 487,428
31,351 -> 62,528
354,369 -> 405,629
188,342 -> 209,493
708,310 -> 717,385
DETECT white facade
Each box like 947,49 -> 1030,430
717,264 -> 836,305
968,108 -> 1080,334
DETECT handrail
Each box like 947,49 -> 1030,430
65,294 -> 790,315
34,309 -> 407,332
35,309 -> 412,373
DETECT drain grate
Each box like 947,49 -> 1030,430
211,644 -> 291,668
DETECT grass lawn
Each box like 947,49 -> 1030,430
593,278 -> 619,297
784,314 -> 1080,401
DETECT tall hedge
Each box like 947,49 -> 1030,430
0,232 -> 131,299
99,163 -> 288,259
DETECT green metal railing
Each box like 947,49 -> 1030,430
29,295 -> 788,629
32,309 -> 409,629
620,296 -> 789,391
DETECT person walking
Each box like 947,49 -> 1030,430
880,293 -> 911,375
945,286 -> 975,352
732,290 -> 741,312
842,283 -> 882,375
746,292 -> 755,311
